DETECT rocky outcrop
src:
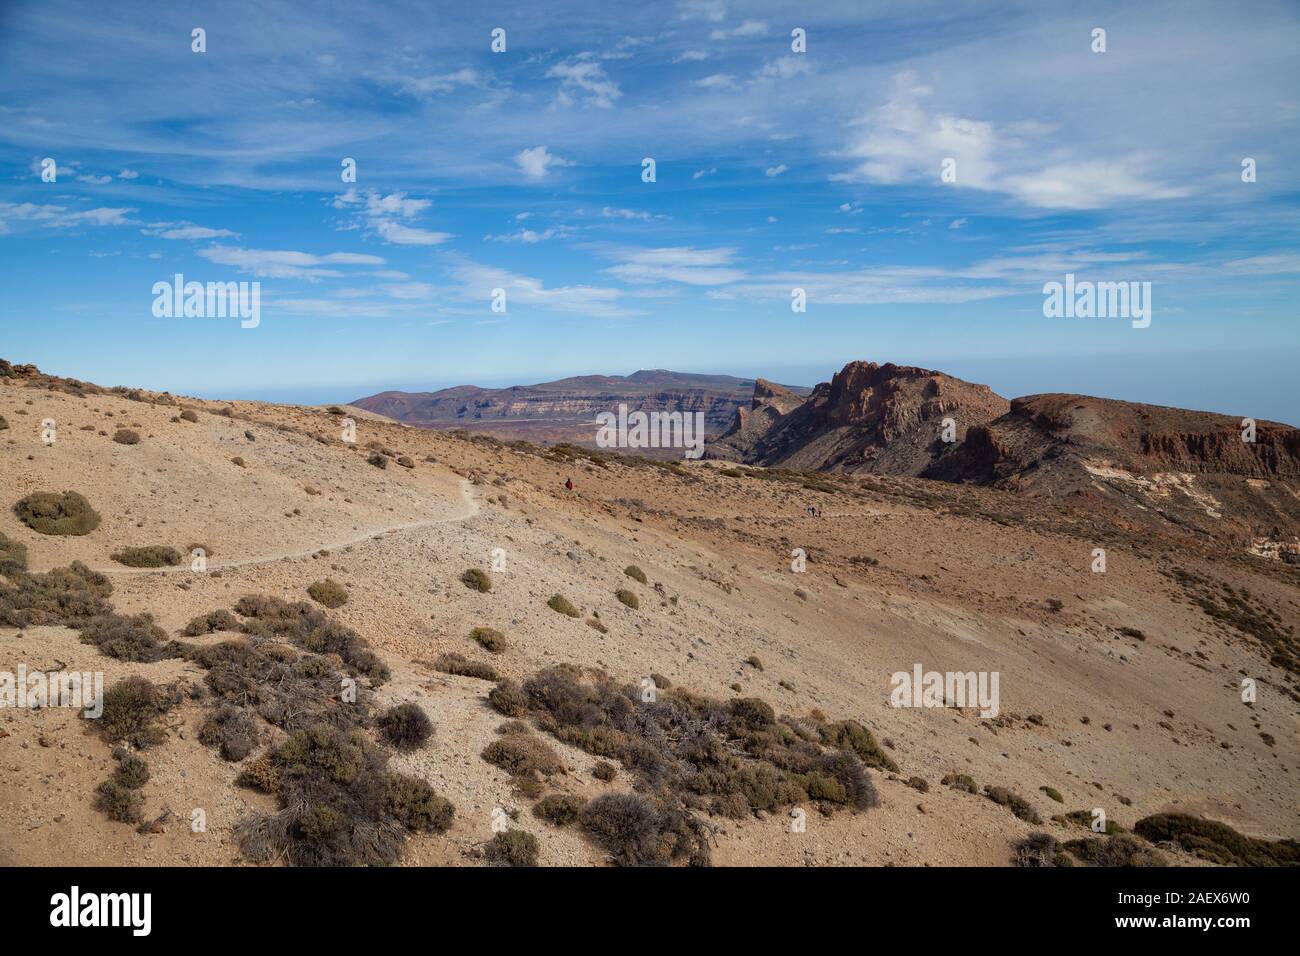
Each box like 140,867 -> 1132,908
708,361 -> 1009,475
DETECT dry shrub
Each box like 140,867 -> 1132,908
307,578 -> 349,608
96,676 -> 178,749
80,612 -> 177,662
179,409 -> 199,422
1133,813 -> 1299,866
0,532 -> 28,575
547,594 -> 579,617
470,627 -> 506,653
183,608 -> 240,635
14,491 -> 101,536
624,565 -> 648,584
615,589 -> 639,610
0,561 -> 112,628
515,666 -> 881,824
111,545 -> 181,568
942,773 -> 978,793
481,734 -> 564,777
94,780 -> 144,824
198,703 -> 260,761
579,793 -> 711,867
460,568 -> 492,592
377,702 -> 433,751
484,830 -> 539,867
1014,832 -> 1061,867
112,428 -> 140,445
1062,834 -> 1167,867
434,653 -> 497,681
235,723 -> 455,867
983,785 -> 1042,824
367,452 -> 388,469
233,593 -> 388,684
533,794 -> 587,827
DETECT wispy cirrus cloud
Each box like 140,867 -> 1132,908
196,245 -> 384,280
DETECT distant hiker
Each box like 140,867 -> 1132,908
565,477 -> 574,493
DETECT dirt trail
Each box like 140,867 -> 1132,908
96,480 -> 481,576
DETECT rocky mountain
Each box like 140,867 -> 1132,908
709,359 -> 1300,548
352,370 -> 812,448
707,361 -> 1010,475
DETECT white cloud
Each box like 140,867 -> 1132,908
546,55 -> 621,109
674,50 -> 709,62
196,245 -> 385,280
604,246 -> 745,286
756,56 -> 810,81
143,222 -> 239,240
0,202 -> 135,229
372,219 -> 452,245
710,20 -> 768,40
694,73 -> 738,91
393,68 -> 480,98
601,206 -> 652,221
765,164 -> 788,177
452,260 -> 627,317
676,0 -> 726,22
116,169 -> 139,180
949,218 -> 967,230
515,145 -> 572,179
840,72 -> 1191,210
75,173 -> 112,185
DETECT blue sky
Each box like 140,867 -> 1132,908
1,0 -> 1297,420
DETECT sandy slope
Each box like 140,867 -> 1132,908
1,379 -> 1296,866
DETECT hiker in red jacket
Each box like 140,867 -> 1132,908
564,477 -> 574,493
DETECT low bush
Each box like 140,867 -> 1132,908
377,702 -> 434,751
533,793 -> 587,827
488,679 -> 527,717
984,785 -> 1042,824
13,491 -> 101,536
1040,786 -> 1064,803
96,676 -> 176,749
942,773 -> 978,794
579,793 -> 711,867
198,704 -> 260,761
182,609 -> 240,636
481,734 -> 564,777
547,594 -> 580,617
111,545 -> 181,568
307,579 -> 348,608
94,780 -> 144,824
0,532 -> 29,576
1014,832 -> 1061,867
1133,813 -> 1300,866
484,830 -> 539,867
623,565 -> 648,584
434,653 -> 497,681
470,627 -> 507,653
460,568 -> 492,592
615,589 -> 640,610
179,409 -> 199,423
1062,834 -> 1166,867
111,428 -> 140,445
80,612 -> 176,662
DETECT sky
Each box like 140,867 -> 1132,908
0,0 -> 1297,421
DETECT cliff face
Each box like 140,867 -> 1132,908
352,371 -> 812,451
708,361 -> 1009,475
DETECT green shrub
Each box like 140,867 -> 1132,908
461,568 -> 492,592
470,627 -> 507,653
1040,786 -> 1064,803
533,793 -> 587,827
307,578 -> 349,608
623,565 -> 648,584
111,545 -> 181,568
0,561 -> 112,628
819,719 -> 898,773
615,589 -> 640,610
547,594 -> 579,617
377,702 -> 433,751
484,830 -> 539,867
14,491 -> 101,536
